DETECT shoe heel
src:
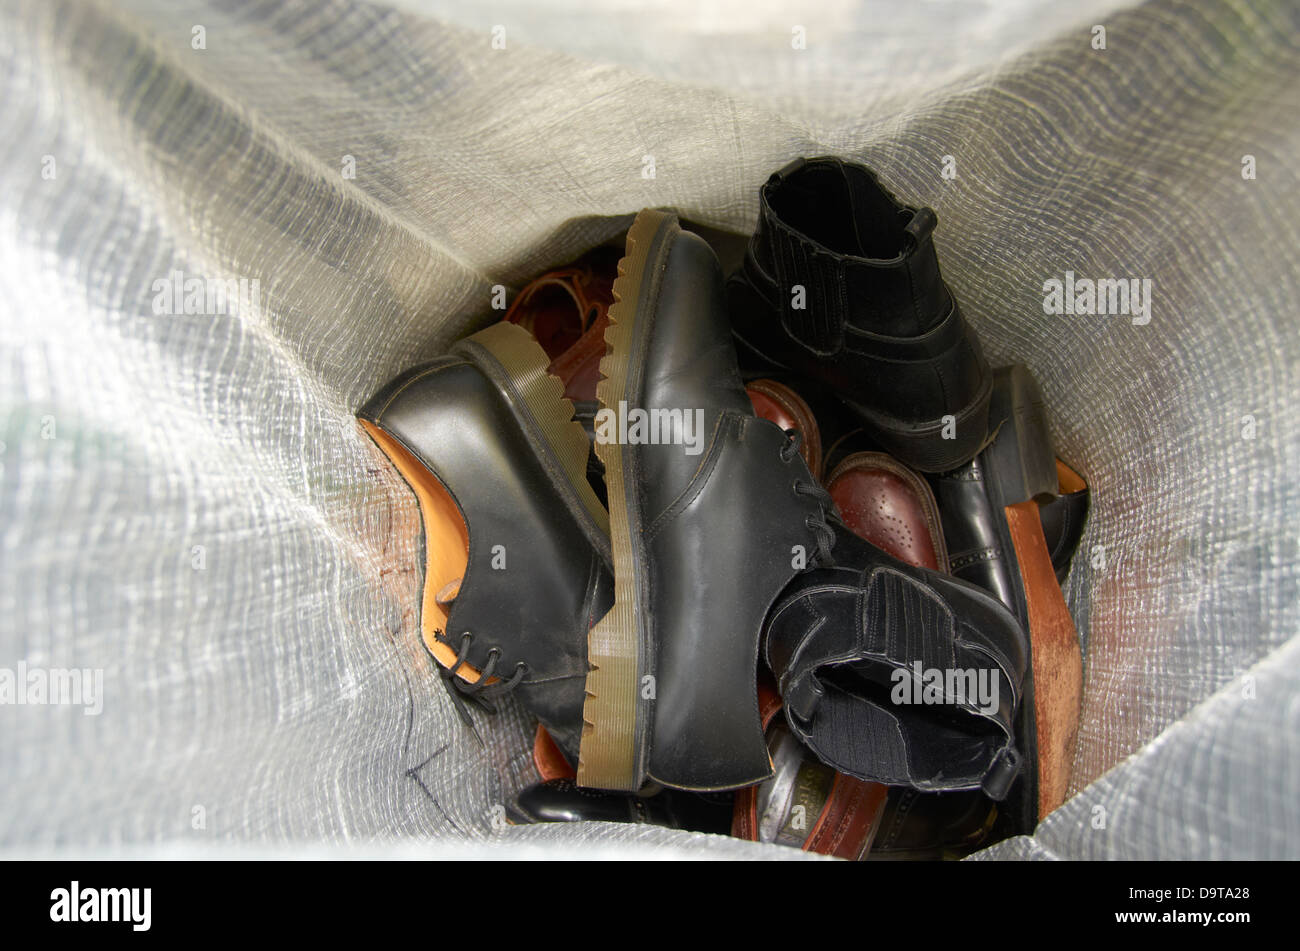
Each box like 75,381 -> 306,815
983,364 -> 1059,504
577,208 -> 675,792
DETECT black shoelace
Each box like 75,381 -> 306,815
780,429 -> 837,568
435,630 -> 529,726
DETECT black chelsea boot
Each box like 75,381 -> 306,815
729,156 -> 992,472
763,522 -> 1029,801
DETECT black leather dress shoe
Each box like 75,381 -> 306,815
508,779 -> 733,833
358,322 -> 612,763
1040,459 -> 1091,584
930,365 -> 1059,608
764,522 -> 1028,800
578,208 -> 838,793
929,365 -> 1083,829
868,788 -> 997,860
728,157 -> 992,472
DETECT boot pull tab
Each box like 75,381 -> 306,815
786,673 -> 824,723
980,744 -> 1022,801
773,156 -> 808,183
903,207 -> 938,249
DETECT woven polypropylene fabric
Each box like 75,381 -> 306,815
1,0 -> 1296,857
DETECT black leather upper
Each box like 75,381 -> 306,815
1040,486 -> 1091,584
930,455 -> 1019,611
764,524 -> 1028,799
870,788 -> 995,860
509,778 -> 733,832
930,364 -> 1060,619
618,228 -> 832,791
359,349 -> 612,762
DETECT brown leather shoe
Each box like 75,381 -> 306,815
731,674 -> 888,858
504,246 -> 619,403
825,451 -> 948,571
746,378 -> 823,481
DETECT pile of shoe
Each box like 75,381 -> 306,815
359,157 -> 1091,859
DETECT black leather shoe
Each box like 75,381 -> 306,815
578,208 -> 838,793
728,157 -> 992,472
930,365 -> 1059,609
1041,459 -> 1091,584
764,522 -> 1028,800
929,365 -> 1083,829
868,788 -> 997,861
358,322 -> 612,763
508,778 -> 733,833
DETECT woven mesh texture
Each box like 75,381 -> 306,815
1,0 -> 1296,857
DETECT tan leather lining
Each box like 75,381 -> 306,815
360,419 -> 486,683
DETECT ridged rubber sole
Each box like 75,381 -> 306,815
576,208 -> 676,791
460,321 -> 609,540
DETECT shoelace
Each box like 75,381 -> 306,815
780,429 -> 837,568
435,630 -> 529,726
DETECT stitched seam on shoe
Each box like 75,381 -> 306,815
642,413 -> 732,540
949,547 -> 1000,570
372,357 -> 471,417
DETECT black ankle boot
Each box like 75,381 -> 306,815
729,156 -> 992,472
763,522 -> 1028,800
